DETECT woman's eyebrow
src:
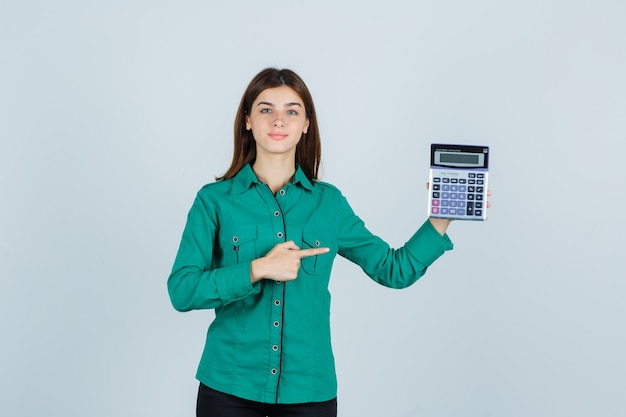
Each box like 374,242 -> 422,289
256,101 -> 303,107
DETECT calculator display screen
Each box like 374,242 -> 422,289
433,149 -> 486,168
439,153 -> 480,165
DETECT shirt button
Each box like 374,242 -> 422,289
232,236 -> 239,243
276,232 -> 283,239
271,368 -> 278,375
273,321 -> 280,327
279,189 -> 286,196
272,345 -> 279,351
315,240 -> 320,246
275,280 -> 282,285
273,211 -> 280,217
274,300 -> 280,306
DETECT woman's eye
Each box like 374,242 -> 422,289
287,110 -> 298,115
260,108 -> 271,113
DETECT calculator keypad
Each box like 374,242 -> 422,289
429,171 -> 487,220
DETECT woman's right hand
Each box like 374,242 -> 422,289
250,241 -> 330,283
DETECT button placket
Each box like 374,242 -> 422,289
270,196 -> 285,243
257,181 -> 289,394
268,282 -> 284,383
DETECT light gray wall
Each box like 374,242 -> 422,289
1,1 -> 625,416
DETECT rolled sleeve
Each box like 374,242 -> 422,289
404,220 -> 454,267
214,262 -> 258,303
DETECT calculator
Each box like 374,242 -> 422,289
428,144 -> 489,221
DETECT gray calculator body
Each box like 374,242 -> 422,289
428,144 -> 489,221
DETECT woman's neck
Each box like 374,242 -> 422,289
252,156 -> 296,195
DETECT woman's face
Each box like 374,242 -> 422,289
245,85 -> 310,161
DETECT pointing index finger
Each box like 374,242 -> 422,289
297,247 -> 330,258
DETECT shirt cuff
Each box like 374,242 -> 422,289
405,220 -> 454,266
215,262 -> 259,303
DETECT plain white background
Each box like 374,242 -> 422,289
1,0 -> 625,416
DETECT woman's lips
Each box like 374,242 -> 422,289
269,132 -> 288,140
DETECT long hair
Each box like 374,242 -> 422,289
218,68 -> 321,181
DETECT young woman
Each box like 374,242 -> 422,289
168,68 -> 461,417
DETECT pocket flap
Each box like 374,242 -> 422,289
220,225 -> 257,246
302,229 -> 325,249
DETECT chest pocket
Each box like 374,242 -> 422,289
218,225 -> 257,265
300,229 -> 335,276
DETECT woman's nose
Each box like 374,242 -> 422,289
273,115 -> 284,127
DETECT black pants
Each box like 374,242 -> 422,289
196,383 -> 338,417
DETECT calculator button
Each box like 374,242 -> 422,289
457,209 -> 465,216
467,194 -> 475,201
450,185 -> 458,191
450,193 -> 457,199
433,178 -> 441,183
475,210 -> 483,216
466,202 -> 474,215
442,192 -> 449,199
459,186 -> 467,192
442,178 -> 450,183
433,184 -> 441,191
477,180 -> 484,185
476,186 -> 484,193
449,201 -> 457,207
441,200 -> 449,207
432,200 -> 440,206
432,192 -> 440,198
441,208 -> 449,215
451,179 -> 458,183
469,173 -> 476,178
458,193 -> 466,200
476,194 -> 483,201
431,207 -> 440,214
475,202 -> 483,209
459,179 -> 467,184
477,173 -> 484,178
449,208 -> 457,215
468,180 -> 476,184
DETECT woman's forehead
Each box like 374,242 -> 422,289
254,85 -> 303,104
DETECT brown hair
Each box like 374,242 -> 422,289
218,68 -> 321,181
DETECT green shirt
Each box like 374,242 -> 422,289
167,164 -> 453,404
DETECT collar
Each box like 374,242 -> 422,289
293,164 -> 315,191
231,163 -> 315,194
